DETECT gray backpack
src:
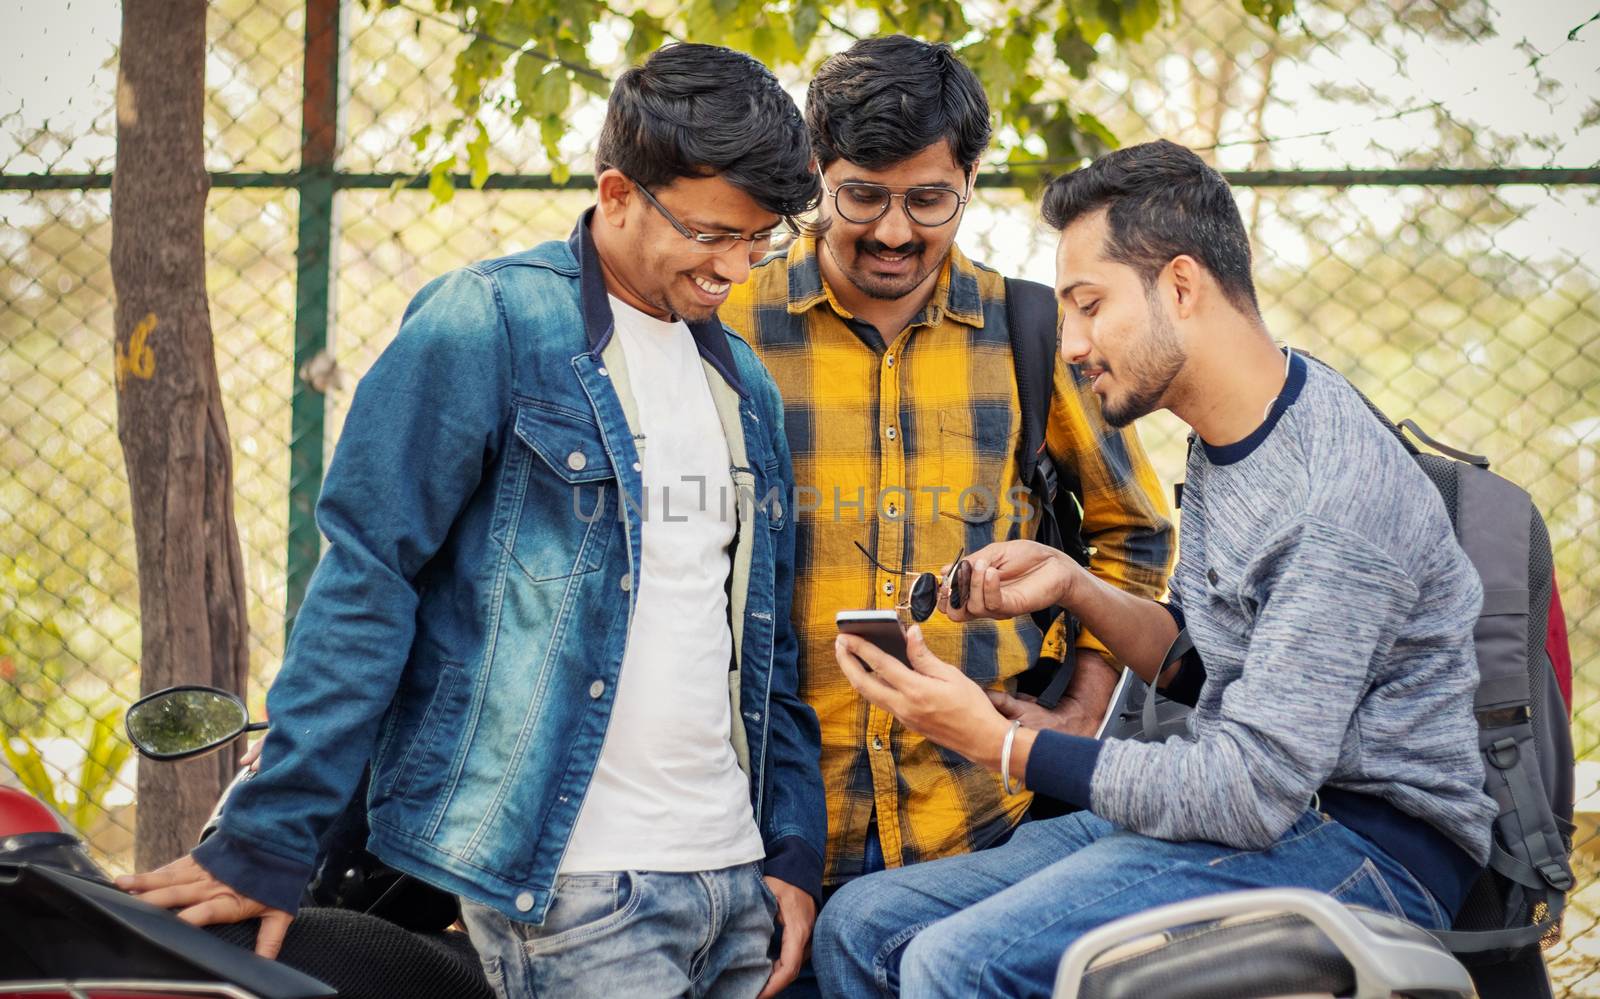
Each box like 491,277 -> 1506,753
1105,360 -> 1576,970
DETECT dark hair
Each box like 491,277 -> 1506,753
596,43 -> 820,217
1041,140 -> 1260,317
806,35 -> 991,173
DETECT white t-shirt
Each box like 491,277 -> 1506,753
558,296 -> 765,875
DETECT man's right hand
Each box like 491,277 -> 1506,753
116,854 -> 293,959
941,540 -> 1081,623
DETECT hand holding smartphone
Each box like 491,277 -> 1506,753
835,609 -> 909,667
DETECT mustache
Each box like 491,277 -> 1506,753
858,237 -> 924,256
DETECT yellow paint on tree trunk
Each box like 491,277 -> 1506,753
116,313 -> 158,390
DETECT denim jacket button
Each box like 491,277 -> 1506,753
619,574 -> 632,593
589,680 -> 605,699
566,451 -> 588,471
597,366 -> 609,377
515,891 -> 534,912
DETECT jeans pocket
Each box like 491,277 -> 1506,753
1329,858 -> 1406,919
520,871 -> 641,957
753,865 -> 779,917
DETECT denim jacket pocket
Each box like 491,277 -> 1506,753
382,657 -> 472,803
502,403 -> 618,582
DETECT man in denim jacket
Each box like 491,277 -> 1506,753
120,44 -> 826,999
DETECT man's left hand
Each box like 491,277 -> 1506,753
988,650 -> 1120,738
987,689 -> 1098,737
834,624 -> 1011,768
757,876 -> 816,999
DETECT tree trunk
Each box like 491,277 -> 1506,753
112,0 -> 251,872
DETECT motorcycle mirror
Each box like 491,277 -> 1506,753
125,685 -> 263,760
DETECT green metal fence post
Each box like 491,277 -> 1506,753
286,0 -> 342,641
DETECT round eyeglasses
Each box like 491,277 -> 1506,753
825,180 -> 970,228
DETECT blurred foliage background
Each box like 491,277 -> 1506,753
1,0 -> 1597,990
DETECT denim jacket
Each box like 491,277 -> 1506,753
194,212 -> 825,922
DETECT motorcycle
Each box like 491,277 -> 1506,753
0,684 -> 491,999
1,684 -> 1492,998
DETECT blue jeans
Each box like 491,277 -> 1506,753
813,809 -> 1448,999
460,861 -> 777,999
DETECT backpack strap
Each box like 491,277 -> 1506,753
1003,277 -> 1081,709
1140,628 -> 1195,738
1003,276 -> 1062,548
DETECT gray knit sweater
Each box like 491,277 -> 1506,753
1090,353 -> 1497,864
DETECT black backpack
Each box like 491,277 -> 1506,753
1105,356 -> 1577,981
1003,277 -> 1091,709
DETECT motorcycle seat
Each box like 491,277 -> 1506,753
1076,906 -> 1456,999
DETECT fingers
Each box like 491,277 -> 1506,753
903,625 -> 959,680
757,930 -> 805,999
128,880 -> 220,912
116,854 -> 204,894
240,736 -> 264,771
987,690 -> 1027,720
757,884 -> 812,999
176,893 -> 255,928
835,636 -> 910,713
981,561 -> 1006,615
256,909 -> 293,960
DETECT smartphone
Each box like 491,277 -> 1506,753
835,609 -> 910,667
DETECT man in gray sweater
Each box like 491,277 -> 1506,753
811,139 -> 1497,999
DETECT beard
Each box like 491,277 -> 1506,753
1101,294 -> 1186,428
828,233 -> 939,301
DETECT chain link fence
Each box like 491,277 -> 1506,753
3,0 -> 1597,990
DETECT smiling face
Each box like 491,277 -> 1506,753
1055,209 -> 1188,428
817,142 -> 973,303
596,169 -> 779,323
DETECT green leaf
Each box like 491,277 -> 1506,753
1053,24 -> 1099,80
512,51 -> 543,125
428,155 -> 458,205
749,24 -> 782,66
449,37 -> 500,113
1117,0 -> 1164,39
1242,0 -> 1294,27
466,122 -> 491,190
1075,110 -> 1120,152
576,70 -> 611,100
625,12 -> 666,64
551,160 -> 572,185
791,0 -> 822,50
409,124 -> 432,153
534,66 -> 571,119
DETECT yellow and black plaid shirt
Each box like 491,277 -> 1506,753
722,237 -> 1174,884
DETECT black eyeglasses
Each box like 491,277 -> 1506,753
854,542 -> 970,623
630,178 -> 791,254
824,180 -> 970,228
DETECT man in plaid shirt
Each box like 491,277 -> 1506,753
720,34 -> 1174,915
